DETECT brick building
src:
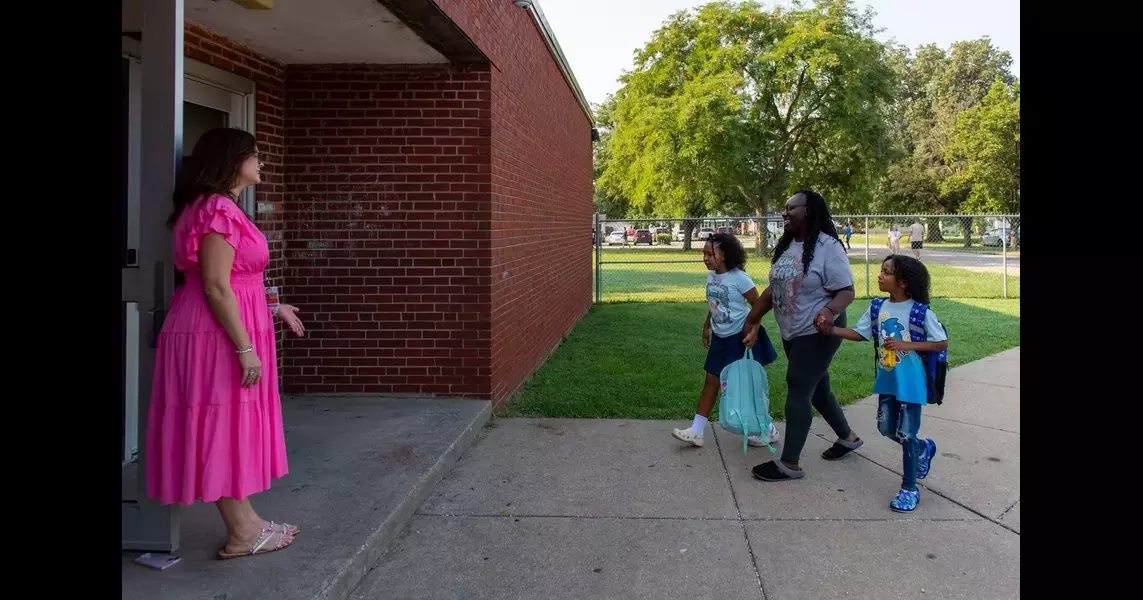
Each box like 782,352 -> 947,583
121,0 -> 593,550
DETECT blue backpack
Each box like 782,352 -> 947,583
869,298 -> 948,405
718,348 -> 775,454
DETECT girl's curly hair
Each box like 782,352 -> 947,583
883,254 -> 932,305
710,232 -> 747,271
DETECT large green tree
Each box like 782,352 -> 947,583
592,97 -> 630,220
599,0 -> 896,255
943,79 -> 1020,214
873,38 -> 1017,243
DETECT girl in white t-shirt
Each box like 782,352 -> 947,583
672,233 -> 780,449
888,225 -> 902,254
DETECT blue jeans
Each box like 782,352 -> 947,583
877,395 -> 924,491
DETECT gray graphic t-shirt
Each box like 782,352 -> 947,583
706,268 -> 756,337
768,235 -> 854,341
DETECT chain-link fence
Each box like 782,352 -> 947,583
592,215 -> 1020,303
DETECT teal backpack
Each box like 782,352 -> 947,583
718,348 -> 775,454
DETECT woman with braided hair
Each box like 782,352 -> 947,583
739,190 -> 865,482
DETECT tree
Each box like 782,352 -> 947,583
596,9 -> 741,250
599,0 -> 896,255
592,97 -> 630,220
873,38 -> 1017,244
943,79 -> 1020,214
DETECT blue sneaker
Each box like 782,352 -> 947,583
889,488 -> 920,513
917,439 -> 937,480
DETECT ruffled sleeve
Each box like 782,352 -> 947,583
182,194 -> 245,265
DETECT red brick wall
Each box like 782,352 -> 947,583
186,9 -> 591,403
281,64 -> 494,397
429,1 -> 595,403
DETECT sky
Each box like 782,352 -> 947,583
537,0 -> 1020,107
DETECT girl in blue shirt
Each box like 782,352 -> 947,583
672,233 -> 779,449
820,255 -> 948,512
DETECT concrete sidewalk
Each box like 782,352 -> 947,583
354,348 -> 1020,600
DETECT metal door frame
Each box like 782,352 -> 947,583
120,0 -> 257,552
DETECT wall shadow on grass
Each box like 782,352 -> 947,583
506,299 -> 1019,420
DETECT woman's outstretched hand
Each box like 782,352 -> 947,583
277,304 -> 306,337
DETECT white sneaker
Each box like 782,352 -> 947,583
747,424 -> 781,447
672,427 -> 704,447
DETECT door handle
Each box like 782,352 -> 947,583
149,260 -> 168,349
148,308 -> 166,349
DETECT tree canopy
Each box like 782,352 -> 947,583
592,0 -> 1021,240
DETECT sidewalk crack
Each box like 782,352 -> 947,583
811,432 -> 1020,536
997,498 -> 1019,520
713,430 -> 768,600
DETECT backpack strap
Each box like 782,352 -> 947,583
908,302 -> 947,361
908,302 -> 928,344
869,298 -> 886,375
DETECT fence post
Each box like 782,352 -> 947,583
594,213 -> 602,304
1001,216 -> 1008,299
864,216 -> 870,298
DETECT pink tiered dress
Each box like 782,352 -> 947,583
146,193 -> 288,506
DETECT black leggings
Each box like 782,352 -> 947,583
779,313 -> 854,465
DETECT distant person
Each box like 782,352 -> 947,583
625,225 -> 635,247
888,224 -> 901,254
909,220 -> 925,259
818,255 -> 947,512
672,233 -> 781,448
843,222 -> 853,251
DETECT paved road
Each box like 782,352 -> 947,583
845,242 -> 1020,276
602,240 -> 1021,276
356,349 -> 1021,600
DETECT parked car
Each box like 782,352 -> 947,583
696,227 -> 715,240
633,229 -> 654,245
674,227 -> 687,241
607,230 -> 627,246
981,228 -> 1011,247
716,226 -> 734,235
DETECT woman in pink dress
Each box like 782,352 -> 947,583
147,127 -> 307,559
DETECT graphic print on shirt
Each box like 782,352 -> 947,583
707,279 -> 732,327
769,251 -> 803,319
878,312 -> 908,371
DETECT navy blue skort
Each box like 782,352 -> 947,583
704,327 -> 779,376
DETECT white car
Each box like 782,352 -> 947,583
607,230 -> 627,246
697,228 -> 715,240
981,228 -> 1010,247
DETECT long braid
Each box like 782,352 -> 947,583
771,189 -> 843,273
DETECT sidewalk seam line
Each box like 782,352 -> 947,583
953,378 -> 1020,390
811,432 -> 1020,537
922,414 -> 1020,434
997,498 -> 1019,520
713,430 -> 768,600
413,512 -> 981,523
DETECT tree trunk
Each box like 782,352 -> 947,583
959,217 -> 974,248
682,219 -> 697,251
754,203 -> 769,258
925,217 -> 944,242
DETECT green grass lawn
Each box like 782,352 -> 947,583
594,248 -> 1019,302
505,299 -> 1020,420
